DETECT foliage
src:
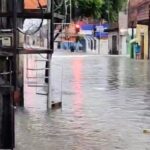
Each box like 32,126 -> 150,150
105,0 -> 128,22
72,0 -> 128,22
74,0 -> 104,19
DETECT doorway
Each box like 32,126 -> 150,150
112,35 -> 118,54
141,35 -> 144,59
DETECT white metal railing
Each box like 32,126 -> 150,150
25,54 -> 63,110
26,54 -> 49,88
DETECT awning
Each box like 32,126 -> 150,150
130,38 -> 140,44
104,28 -> 118,32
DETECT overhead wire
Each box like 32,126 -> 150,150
18,0 -> 44,35
18,0 -> 65,35
19,0 -> 65,47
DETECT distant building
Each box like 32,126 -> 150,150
79,23 -> 109,54
105,9 -> 128,56
105,23 -> 119,55
128,0 -> 150,59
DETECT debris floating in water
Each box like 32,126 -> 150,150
143,129 -> 150,134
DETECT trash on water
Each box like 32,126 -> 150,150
143,129 -> 150,134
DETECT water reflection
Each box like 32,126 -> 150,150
72,58 -> 83,114
15,54 -> 150,150
107,58 -> 120,90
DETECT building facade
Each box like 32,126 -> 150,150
128,0 -> 150,59
119,11 -> 128,55
106,10 -> 128,56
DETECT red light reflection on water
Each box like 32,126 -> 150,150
72,58 -> 83,116
24,55 -> 37,107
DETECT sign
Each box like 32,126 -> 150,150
96,26 -> 104,32
80,24 -> 109,38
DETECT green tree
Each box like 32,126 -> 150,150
72,0 -> 127,22
75,0 -> 104,19
105,0 -> 128,22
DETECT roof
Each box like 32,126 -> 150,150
104,23 -> 118,32
104,28 -> 118,32
24,0 -> 47,9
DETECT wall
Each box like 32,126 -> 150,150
128,0 -> 150,27
129,0 -> 144,7
119,11 -> 128,55
100,39 -> 109,55
119,11 -> 128,30
136,24 -> 148,59
120,35 -> 127,55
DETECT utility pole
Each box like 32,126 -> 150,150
107,0 -> 110,24
12,0 -> 18,146
131,21 -> 134,59
98,21 -> 103,54
12,0 -> 17,90
70,0 -> 72,22
95,25 -> 100,54
64,0 -> 72,23
46,0 -> 54,110
65,0 -> 67,23
148,5 -> 150,59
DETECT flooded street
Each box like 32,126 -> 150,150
15,52 -> 150,150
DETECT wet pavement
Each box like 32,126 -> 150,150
15,51 -> 150,150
